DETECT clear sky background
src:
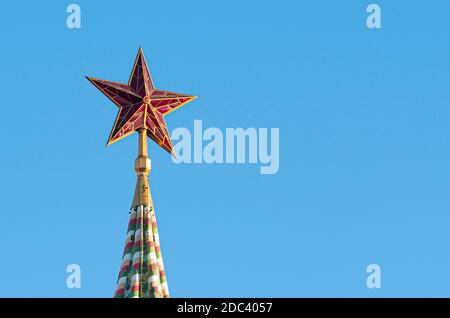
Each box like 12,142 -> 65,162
1,0 -> 450,297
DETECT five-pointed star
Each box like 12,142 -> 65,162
86,48 -> 196,155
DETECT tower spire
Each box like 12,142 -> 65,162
114,129 -> 169,298
86,47 -> 196,298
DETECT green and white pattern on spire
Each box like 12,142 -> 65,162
114,205 -> 169,298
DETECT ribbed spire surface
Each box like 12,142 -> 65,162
114,204 -> 169,298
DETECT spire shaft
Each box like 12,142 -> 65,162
138,126 -> 148,157
132,128 -> 152,207
114,129 -> 169,298
134,128 -> 150,297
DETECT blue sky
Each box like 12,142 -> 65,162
1,0 -> 450,297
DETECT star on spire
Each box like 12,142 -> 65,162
86,48 -> 196,155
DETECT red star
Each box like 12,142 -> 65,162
86,48 -> 196,155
